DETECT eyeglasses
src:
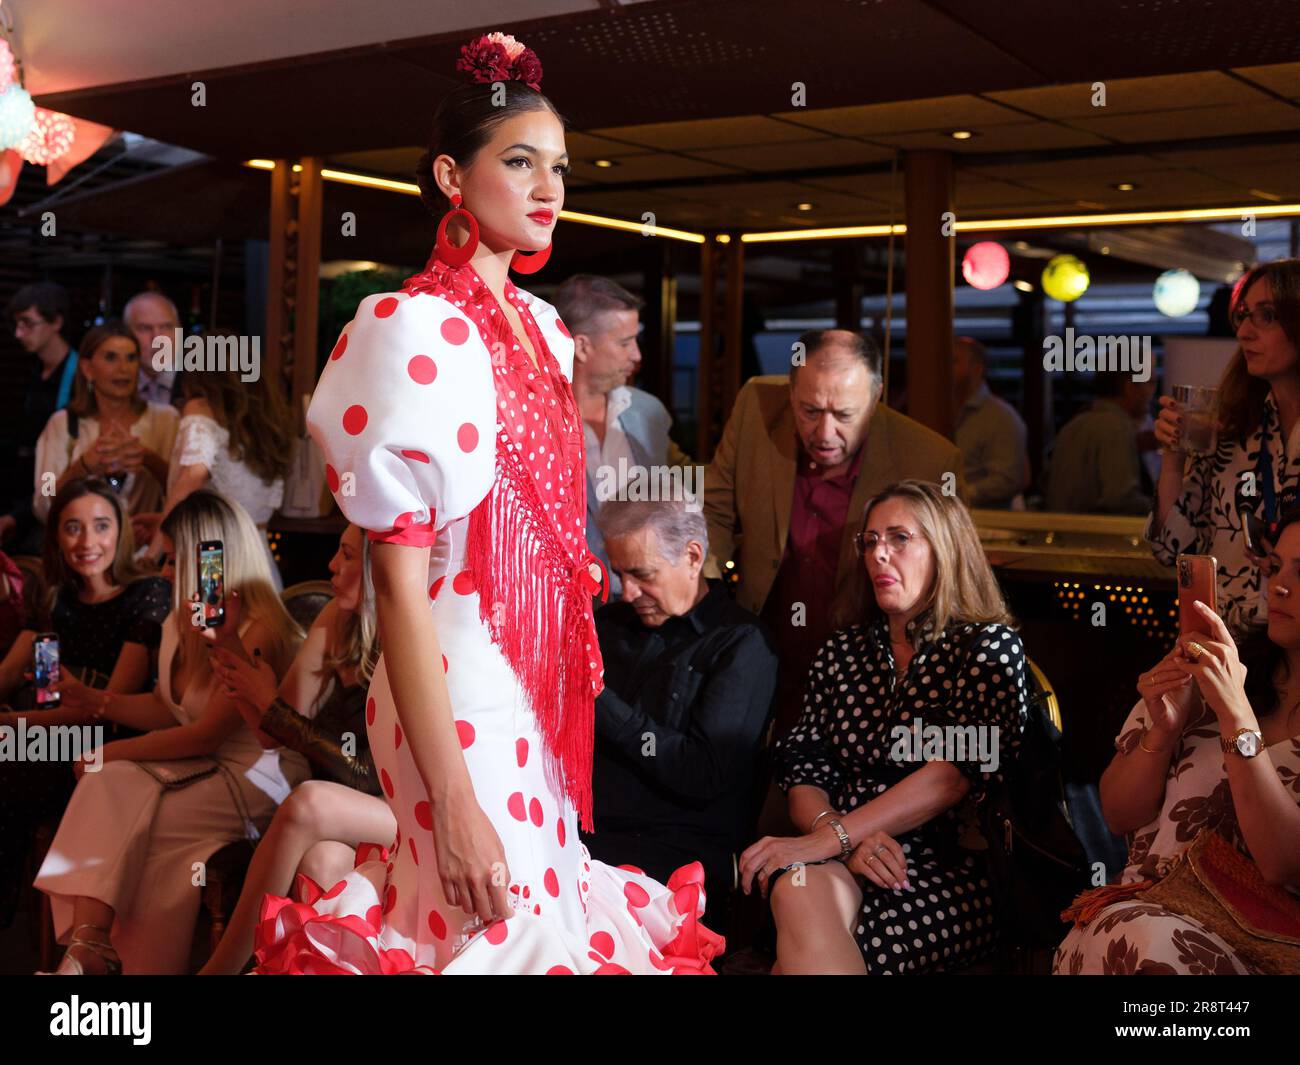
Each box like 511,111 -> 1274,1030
854,529 -> 916,555
14,315 -> 47,331
1230,305 -> 1279,331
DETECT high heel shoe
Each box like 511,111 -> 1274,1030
36,923 -> 122,975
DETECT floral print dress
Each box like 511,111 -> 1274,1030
1146,393 -> 1300,634
1053,698 -> 1300,975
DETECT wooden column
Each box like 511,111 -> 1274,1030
641,240 -> 677,408
902,151 -> 955,439
721,235 -> 745,421
293,158 -> 324,418
697,238 -> 718,460
264,157 -> 323,430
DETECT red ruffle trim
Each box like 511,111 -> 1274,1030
252,859 -> 723,975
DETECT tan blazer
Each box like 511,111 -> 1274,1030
703,375 -> 966,631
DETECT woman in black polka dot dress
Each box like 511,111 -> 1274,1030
740,480 -> 1029,974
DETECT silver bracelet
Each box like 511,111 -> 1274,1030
825,817 -> 853,860
809,809 -> 837,833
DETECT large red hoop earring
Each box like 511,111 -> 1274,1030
435,194 -> 479,266
510,243 -> 552,274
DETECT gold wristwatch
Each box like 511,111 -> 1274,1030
1220,727 -> 1263,758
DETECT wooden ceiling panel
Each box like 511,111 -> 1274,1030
772,95 -> 1025,137
988,72 -> 1272,119
1062,101 -> 1300,142
878,123 -> 1108,152
1233,62 -> 1300,99
685,138 -> 894,171
587,116 -> 826,151
567,153 -> 738,183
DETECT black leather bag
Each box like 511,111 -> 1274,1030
959,639 -> 1091,953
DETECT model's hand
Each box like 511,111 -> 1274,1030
432,792 -> 512,925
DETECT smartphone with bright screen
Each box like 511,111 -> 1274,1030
1177,554 -> 1218,637
33,633 -> 61,706
198,540 -> 226,628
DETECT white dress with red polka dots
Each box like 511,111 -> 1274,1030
252,273 -> 721,975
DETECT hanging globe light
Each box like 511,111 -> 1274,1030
1153,268 -> 1201,317
1042,254 -> 1090,302
961,241 -> 1010,290
0,84 -> 35,150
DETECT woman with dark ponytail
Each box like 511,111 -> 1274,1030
252,32 -> 721,974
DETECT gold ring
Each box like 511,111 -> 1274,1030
1185,641 -> 1207,661
867,854 -> 881,864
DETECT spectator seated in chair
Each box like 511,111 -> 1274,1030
0,478 -> 169,931
579,498 -> 777,934
32,489 -> 306,974
198,522 -> 393,975
1055,506 -> 1300,975
741,479 -> 1029,975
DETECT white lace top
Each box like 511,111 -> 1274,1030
168,413 -> 284,525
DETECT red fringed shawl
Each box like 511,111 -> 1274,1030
402,252 -> 607,830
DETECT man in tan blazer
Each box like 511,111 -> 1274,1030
703,329 -> 965,736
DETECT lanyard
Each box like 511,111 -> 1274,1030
55,350 -> 78,410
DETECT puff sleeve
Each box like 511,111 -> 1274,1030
306,291 -> 496,546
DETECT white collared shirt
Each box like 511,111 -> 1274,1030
584,386 -> 636,502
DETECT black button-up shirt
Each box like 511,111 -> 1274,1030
587,579 -> 778,852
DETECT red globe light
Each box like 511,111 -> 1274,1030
961,241 -> 1011,291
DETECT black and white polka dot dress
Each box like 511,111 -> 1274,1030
775,616 -> 1028,974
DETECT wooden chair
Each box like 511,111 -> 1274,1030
280,580 -> 334,631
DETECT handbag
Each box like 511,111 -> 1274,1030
135,757 -> 221,790
954,631 -> 1090,953
279,392 -> 332,519
1066,829 -> 1300,975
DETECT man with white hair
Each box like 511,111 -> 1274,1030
582,498 -> 777,932
123,291 -> 183,407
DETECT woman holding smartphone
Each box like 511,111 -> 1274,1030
1149,258 -> 1300,633
0,478 -> 169,929
251,33 -> 720,975
197,523 -> 394,975
34,489 -> 308,974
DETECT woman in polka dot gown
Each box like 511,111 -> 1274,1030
251,38 -> 721,975
740,481 -> 1028,974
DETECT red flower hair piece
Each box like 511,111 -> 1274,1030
455,32 -> 544,92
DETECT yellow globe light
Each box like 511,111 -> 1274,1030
1042,254 -> 1090,302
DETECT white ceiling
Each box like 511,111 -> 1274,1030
9,0 -> 597,95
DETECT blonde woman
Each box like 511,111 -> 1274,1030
740,479 -> 1029,974
198,524 -> 395,975
34,489 -> 308,974
32,322 -> 178,523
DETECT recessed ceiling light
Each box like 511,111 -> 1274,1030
1100,246 -> 1111,254
950,130 -> 975,140
1112,182 -> 1137,192
1013,280 -> 1034,292
593,159 -> 617,168
795,202 -> 815,211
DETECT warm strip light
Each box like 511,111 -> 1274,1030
556,208 -> 705,243
244,160 -> 705,243
249,159 -> 1297,244
744,203 -> 1300,241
